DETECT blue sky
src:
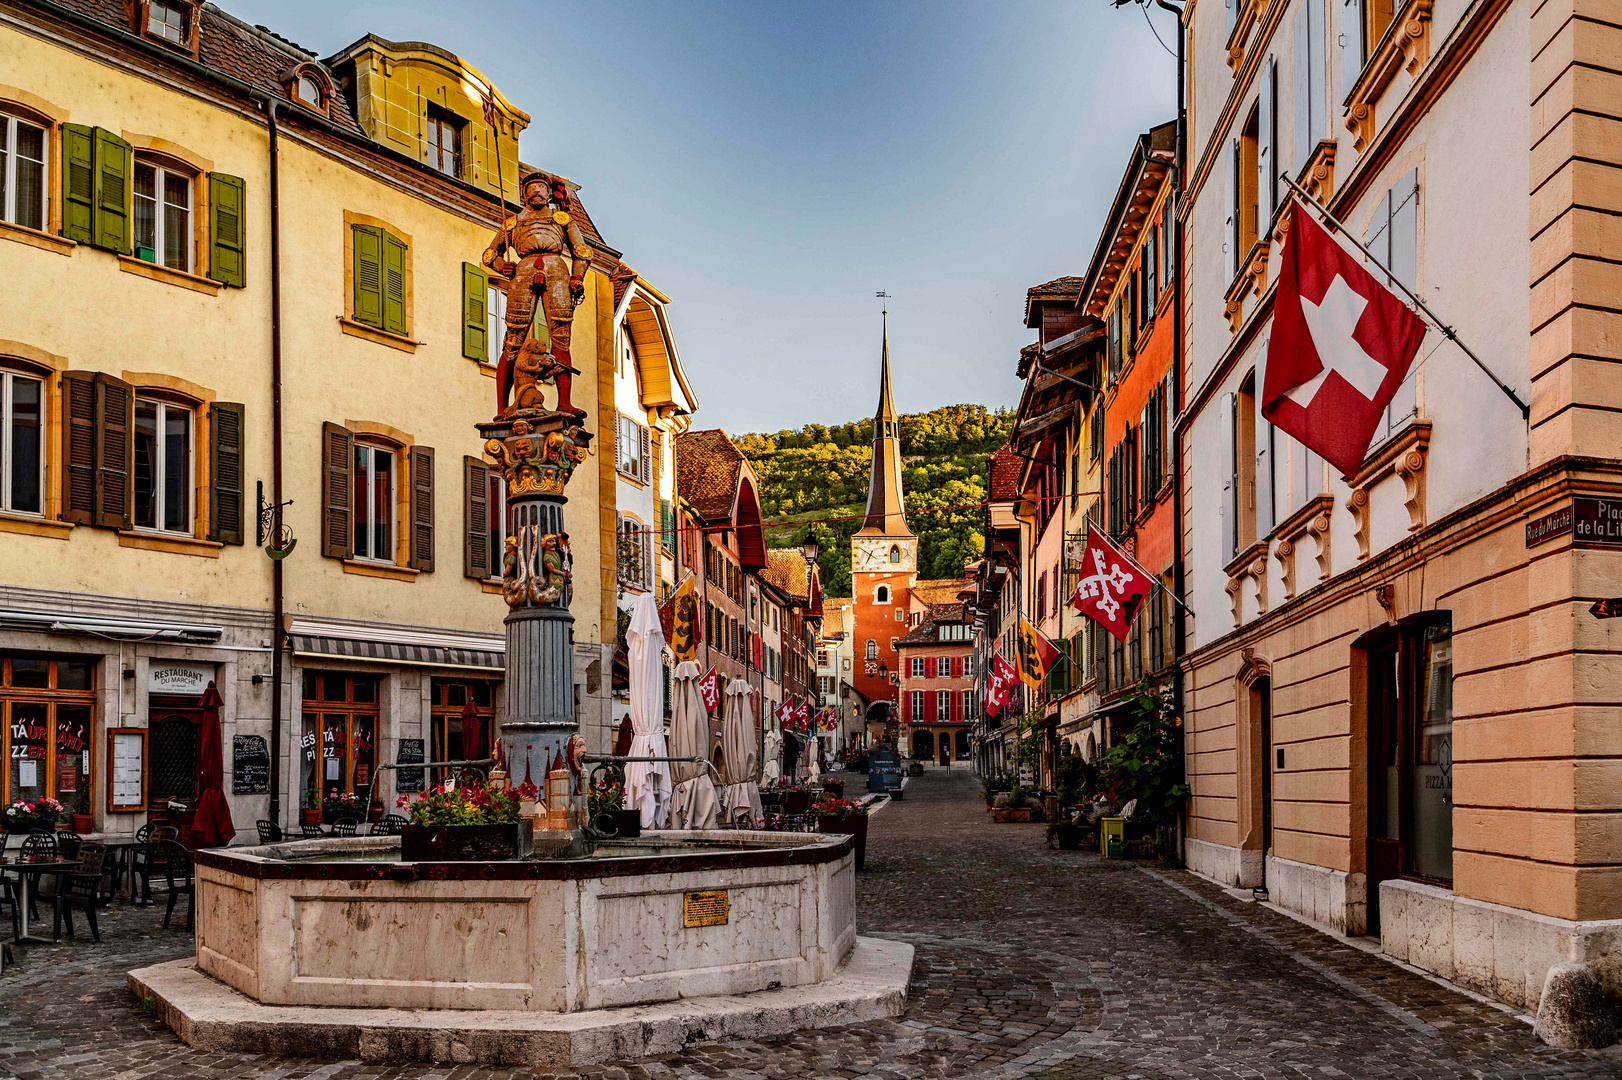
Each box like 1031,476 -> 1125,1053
230,1 -> 1178,434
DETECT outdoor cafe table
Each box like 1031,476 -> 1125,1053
1,857 -> 80,945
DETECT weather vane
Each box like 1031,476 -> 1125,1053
876,290 -> 889,316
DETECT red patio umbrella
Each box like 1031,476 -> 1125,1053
191,682 -> 236,846
461,700 -> 483,764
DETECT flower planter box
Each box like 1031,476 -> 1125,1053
300,809 -> 322,827
400,822 -> 532,862
992,808 -> 1034,824
821,778 -> 846,798
596,809 -> 641,838
817,813 -> 868,870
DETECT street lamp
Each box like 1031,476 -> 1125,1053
799,526 -> 819,570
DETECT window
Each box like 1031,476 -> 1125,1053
429,679 -> 493,788
1339,0 -> 1393,96
910,690 -> 924,721
350,224 -> 408,336
133,159 -> 192,271
936,689 -> 950,721
300,672 -> 378,809
486,280 -> 507,356
132,397 -> 192,534
1225,108 -> 1259,282
1293,0 -> 1328,175
616,413 -> 648,482
1090,402 -> 1104,462
1,369 -> 42,515
890,637 -> 898,651
1258,56 -> 1279,231
875,585 -> 890,603
1220,374 -> 1259,561
297,74 -> 323,108
0,654 -> 95,814
889,545 -> 901,563
352,441 -> 394,561
1161,191 -> 1176,291
911,657 -> 924,678
1364,170 -> 1421,445
425,106 -> 462,179
617,514 -> 653,590
962,689 -> 973,719
147,0 -> 188,43
0,110 -> 46,231
1148,581 -> 1166,672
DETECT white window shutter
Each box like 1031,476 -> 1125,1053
1225,138 -> 1238,280
1293,8 -> 1311,175
1341,0 -> 1364,104
1256,387 -> 1274,538
614,414 -> 623,473
1219,392 -> 1236,561
1258,61 -> 1273,230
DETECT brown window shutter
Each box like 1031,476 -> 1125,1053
208,402 -> 246,544
409,445 -> 434,572
464,455 -> 491,579
60,371 -> 97,524
93,373 -> 134,529
321,422 -> 353,559
639,425 -> 650,484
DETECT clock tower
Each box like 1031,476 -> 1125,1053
851,313 -> 915,724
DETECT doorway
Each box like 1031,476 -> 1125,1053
1366,620 -> 1454,934
939,739 -> 950,767
1256,676 -> 1273,867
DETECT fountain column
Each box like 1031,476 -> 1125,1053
478,413 -> 593,808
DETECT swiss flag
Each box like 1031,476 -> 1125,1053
698,667 -> 720,713
984,651 -> 1019,717
1262,200 -> 1428,478
1071,526 -> 1156,643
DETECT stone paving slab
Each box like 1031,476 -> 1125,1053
126,936 -> 912,1068
1,767 -> 1620,1079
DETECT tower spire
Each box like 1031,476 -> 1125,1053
861,298 -> 909,536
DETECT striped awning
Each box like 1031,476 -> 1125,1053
286,616 -> 504,672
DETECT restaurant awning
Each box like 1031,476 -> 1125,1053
0,607 -> 223,643
286,616 -> 503,672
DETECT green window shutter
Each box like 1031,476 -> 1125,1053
61,124 -> 94,243
208,173 -> 246,287
462,262 -> 487,361
382,231 -> 407,336
463,455 -> 491,579
352,225 -> 383,328
92,128 -> 132,254
208,402 -> 246,544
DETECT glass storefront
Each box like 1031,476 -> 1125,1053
430,679 -> 494,787
1,653 -> 95,815
300,672 -> 379,811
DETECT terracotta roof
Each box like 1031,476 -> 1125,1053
988,444 -> 1022,501
913,578 -> 973,605
1025,276 -> 1085,326
897,605 -> 969,646
761,549 -> 813,603
676,430 -> 745,521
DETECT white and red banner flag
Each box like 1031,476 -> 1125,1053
1262,200 -> 1428,478
1071,526 -> 1157,643
698,667 -> 721,713
984,651 -> 1019,717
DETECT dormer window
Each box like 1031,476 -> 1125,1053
297,74 -> 322,106
148,0 -> 187,44
280,63 -> 333,117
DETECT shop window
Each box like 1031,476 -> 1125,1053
1,654 -> 96,814
133,157 -> 193,272
133,396 -> 193,534
299,672 -> 380,814
430,678 -> 494,788
1,367 -> 43,515
1,109 -> 47,232
425,105 -> 462,179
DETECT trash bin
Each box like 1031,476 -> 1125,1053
1100,816 -> 1125,858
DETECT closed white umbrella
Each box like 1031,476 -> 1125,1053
761,710 -> 783,786
623,592 -> 671,828
668,661 -> 719,829
721,679 -> 762,827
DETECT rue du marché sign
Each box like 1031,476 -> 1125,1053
1526,496 -> 1622,617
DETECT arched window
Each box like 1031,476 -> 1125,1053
865,640 -> 877,660
875,585 -> 890,603
889,545 -> 901,564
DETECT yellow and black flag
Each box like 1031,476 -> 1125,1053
660,573 -> 703,662
1015,616 -> 1061,689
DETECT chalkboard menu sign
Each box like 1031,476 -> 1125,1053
232,734 -> 270,795
396,739 -> 426,792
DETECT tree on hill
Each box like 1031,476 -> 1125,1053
740,404 -> 1013,595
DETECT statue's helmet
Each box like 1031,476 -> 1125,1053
519,171 -> 549,199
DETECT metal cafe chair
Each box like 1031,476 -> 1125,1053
53,842 -> 105,943
133,825 -> 179,906
370,815 -> 408,836
300,823 -> 324,839
255,820 -> 284,844
331,818 -> 360,838
17,833 -> 57,920
154,841 -> 194,931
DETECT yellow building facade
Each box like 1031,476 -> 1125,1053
0,1 -> 622,837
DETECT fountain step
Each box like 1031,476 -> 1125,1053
128,935 -> 913,1068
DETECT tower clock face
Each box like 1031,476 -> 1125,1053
852,537 -> 915,573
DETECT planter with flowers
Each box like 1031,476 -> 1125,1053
322,789 -> 365,824
5,798 -> 63,834
397,782 -> 530,861
814,796 -> 870,870
588,777 -> 638,838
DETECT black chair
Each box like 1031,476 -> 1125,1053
255,821 -> 284,844
154,841 -> 193,931
331,817 -> 359,837
300,823 -> 323,839
133,825 -> 179,906
370,814 -> 408,836
17,833 -> 56,919
53,842 -> 105,943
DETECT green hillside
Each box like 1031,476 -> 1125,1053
737,404 -> 1015,596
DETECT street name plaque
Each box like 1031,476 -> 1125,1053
1526,498 -> 1622,548
683,889 -> 729,927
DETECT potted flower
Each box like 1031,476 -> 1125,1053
322,788 -> 364,824
814,795 -> 870,869
5,798 -> 63,834
821,777 -> 846,799
993,786 -> 1034,824
1046,818 -> 1086,850
300,790 -> 322,827
588,777 -> 637,838
397,782 -> 529,860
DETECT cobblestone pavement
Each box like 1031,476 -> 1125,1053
2,768 -> 1619,1079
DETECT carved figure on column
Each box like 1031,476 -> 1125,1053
483,172 -> 591,419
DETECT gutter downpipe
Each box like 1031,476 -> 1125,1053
1157,0 -> 1188,867
267,100 -> 286,830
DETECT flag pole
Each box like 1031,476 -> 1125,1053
1279,174 -> 1529,420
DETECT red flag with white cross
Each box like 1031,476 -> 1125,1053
698,667 -> 720,713
1262,200 -> 1429,478
984,651 -> 1019,717
1070,526 -> 1156,643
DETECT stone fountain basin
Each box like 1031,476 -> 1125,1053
193,830 -> 856,1013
